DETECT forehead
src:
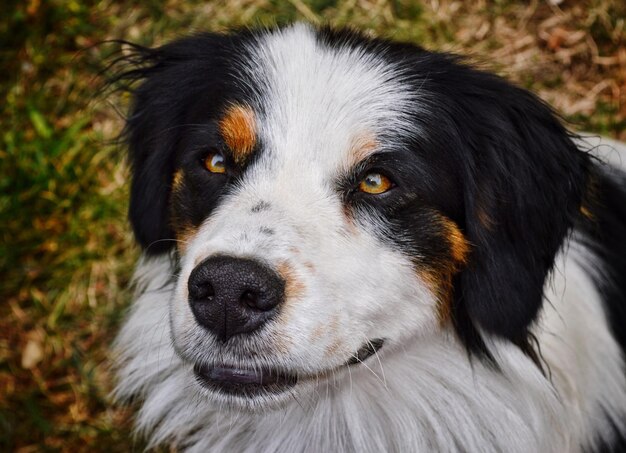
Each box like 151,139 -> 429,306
236,24 -> 419,170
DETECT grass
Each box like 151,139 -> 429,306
1,0 -> 624,450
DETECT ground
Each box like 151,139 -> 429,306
1,0 -> 625,451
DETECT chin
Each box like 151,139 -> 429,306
111,23 -> 626,452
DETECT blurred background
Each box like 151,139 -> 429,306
1,0 -> 625,451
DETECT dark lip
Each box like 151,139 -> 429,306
193,338 -> 384,398
345,338 -> 385,366
194,363 -> 298,397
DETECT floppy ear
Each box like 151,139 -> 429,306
124,55 -> 181,254
112,35 -> 239,254
449,72 -> 590,356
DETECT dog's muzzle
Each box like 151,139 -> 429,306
187,255 -> 385,399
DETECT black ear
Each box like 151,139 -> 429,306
447,69 -> 590,357
124,53 -> 180,254
110,34 -> 242,254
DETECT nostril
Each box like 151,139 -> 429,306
189,279 -> 215,301
240,290 -> 260,310
196,283 -> 215,300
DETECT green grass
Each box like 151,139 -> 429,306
1,0 -> 624,450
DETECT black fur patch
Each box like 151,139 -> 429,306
578,167 -> 626,354
109,32 -> 261,253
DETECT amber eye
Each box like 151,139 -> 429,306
358,172 -> 393,194
204,152 -> 226,174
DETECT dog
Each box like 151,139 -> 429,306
112,24 -> 626,452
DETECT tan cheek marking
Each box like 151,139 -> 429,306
174,223 -> 198,254
309,312 -> 338,342
276,262 -> 307,301
273,262 -> 307,329
424,215 -> 471,325
323,314 -> 342,357
309,324 -> 325,342
219,104 -> 256,164
441,217 -> 470,265
325,338 -> 342,357
169,170 -> 198,253
268,269 -> 306,354
172,169 -> 184,191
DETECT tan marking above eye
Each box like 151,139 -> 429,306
359,172 -> 392,194
204,152 -> 226,174
219,104 -> 256,164
348,132 -> 378,166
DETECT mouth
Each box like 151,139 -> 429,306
193,339 -> 384,398
345,338 -> 385,365
194,363 -> 298,397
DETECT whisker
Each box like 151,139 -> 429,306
367,338 -> 388,389
346,361 -> 354,399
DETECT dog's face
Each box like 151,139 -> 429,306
120,24 -> 587,409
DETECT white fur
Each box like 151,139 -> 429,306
115,245 -> 626,452
114,24 -> 626,452
576,134 -> 626,172
537,239 -> 626,451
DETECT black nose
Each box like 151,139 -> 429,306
188,256 -> 285,342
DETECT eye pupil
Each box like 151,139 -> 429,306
365,174 -> 381,187
211,154 -> 223,168
204,152 -> 226,174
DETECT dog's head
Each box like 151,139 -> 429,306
118,24 -> 588,409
